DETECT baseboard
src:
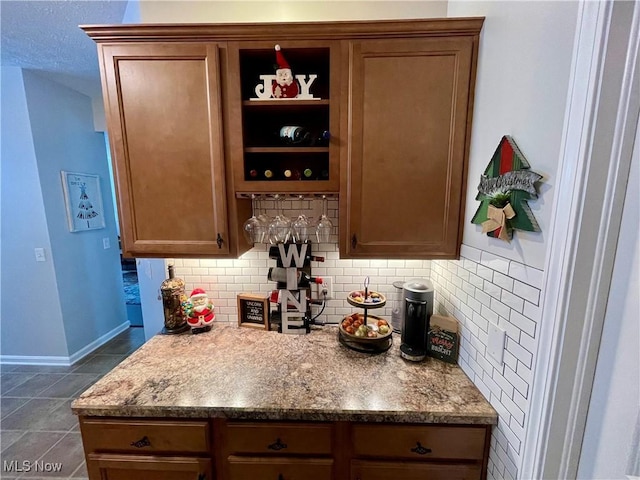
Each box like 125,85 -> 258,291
0,320 -> 131,366
68,320 -> 131,364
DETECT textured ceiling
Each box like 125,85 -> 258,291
1,0 -> 128,97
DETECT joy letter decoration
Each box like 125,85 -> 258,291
252,45 -> 319,100
471,136 -> 543,242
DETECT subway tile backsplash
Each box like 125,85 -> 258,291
168,197 -> 542,480
169,198 -> 432,325
431,246 -> 543,480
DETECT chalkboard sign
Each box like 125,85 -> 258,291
427,314 -> 459,364
237,293 -> 269,330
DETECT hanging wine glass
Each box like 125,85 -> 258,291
292,196 -> 311,243
268,194 -> 292,244
254,195 -> 270,243
315,195 -> 333,243
242,194 -> 266,245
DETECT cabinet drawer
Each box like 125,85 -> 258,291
352,424 -> 486,460
80,418 -> 210,454
87,453 -> 212,480
225,422 -> 332,455
227,456 -> 333,480
351,460 -> 482,480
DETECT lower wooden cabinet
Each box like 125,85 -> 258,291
351,460 -> 482,480
227,456 -> 333,480
86,454 -> 212,480
79,417 -> 491,480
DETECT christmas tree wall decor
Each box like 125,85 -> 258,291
471,136 -> 542,242
76,183 -> 99,228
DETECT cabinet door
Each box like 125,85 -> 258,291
227,456 -> 333,480
86,453 -> 212,480
341,36 -> 478,258
351,460 -> 481,480
100,43 -> 236,257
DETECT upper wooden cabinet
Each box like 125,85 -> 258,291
84,18 -> 482,259
91,41 -> 251,258
340,33 -> 480,259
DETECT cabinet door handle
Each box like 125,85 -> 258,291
130,435 -> 151,448
278,475 -> 284,480
351,234 -> 357,249
267,438 -> 288,451
197,474 -> 207,480
410,441 -> 432,455
216,233 -> 223,249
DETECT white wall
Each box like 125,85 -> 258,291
449,0 -> 579,271
577,117 -> 640,479
139,0 -> 447,23
21,71 -> 127,357
0,67 -> 69,358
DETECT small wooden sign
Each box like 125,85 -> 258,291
427,314 -> 460,364
237,293 -> 269,330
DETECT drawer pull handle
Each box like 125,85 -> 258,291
267,438 -> 288,451
411,441 -> 432,455
130,436 -> 151,448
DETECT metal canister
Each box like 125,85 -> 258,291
160,265 -> 189,334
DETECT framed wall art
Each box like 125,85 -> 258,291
60,171 -> 105,232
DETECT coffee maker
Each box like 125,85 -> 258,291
400,279 -> 434,362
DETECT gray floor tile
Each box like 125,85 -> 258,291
70,461 -> 88,478
1,364 -> 19,373
7,365 -> 73,374
1,397 -> 30,419
37,374 -> 99,399
3,374 -> 67,398
1,373 -> 35,392
21,432 -> 84,478
71,355 -> 126,374
0,431 -> 65,467
1,430 -> 25,452
1,398 -> 67,432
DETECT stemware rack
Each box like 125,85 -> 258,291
236,193 -> 338,199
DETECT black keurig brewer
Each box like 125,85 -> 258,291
400,279 -> 434,362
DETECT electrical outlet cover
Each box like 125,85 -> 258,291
487,322 -> 506,364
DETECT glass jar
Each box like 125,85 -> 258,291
160,265 -> 189,334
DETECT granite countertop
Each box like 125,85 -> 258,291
72,325 -> 497,425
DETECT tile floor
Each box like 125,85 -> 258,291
1,327 -> 146,479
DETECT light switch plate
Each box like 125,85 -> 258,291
487,322 -> 506,364
34,247 -> 46,262
103,237 -> 110,249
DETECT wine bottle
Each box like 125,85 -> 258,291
264,169 -> 274,179
268,245 -> 325,262
284,169 -> 301,180
267,267 -> 323,287
249,169 -> 258,179
313,130 -> 331,146
279,126 -> 310,145
279,126 -> 331,146
303,168 -> 313,179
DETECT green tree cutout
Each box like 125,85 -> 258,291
76,183 -> 99,228
471,136 -> 542,242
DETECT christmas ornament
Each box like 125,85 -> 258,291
272,45 -> 299,99
471,136 -> 542,242
182,288 -> 215,334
